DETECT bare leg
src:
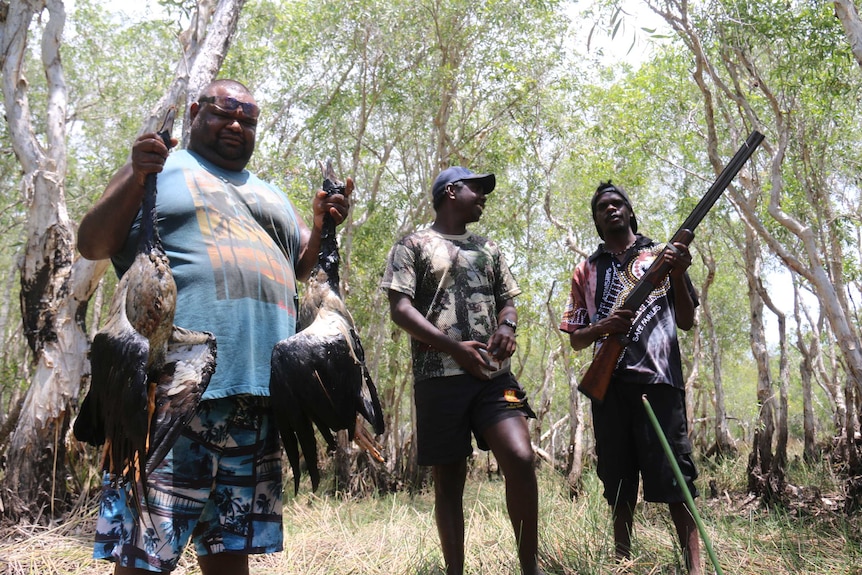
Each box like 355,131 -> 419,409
433,460 -> 468,575
612,501 -> 635,562
197,552 -> 250,575
669,502 -> 702,575
482,416 -> 545,575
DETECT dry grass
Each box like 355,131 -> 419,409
1,458 -> 861,574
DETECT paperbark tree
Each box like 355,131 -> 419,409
834,0 -> 862,69
0,0 -> 245,520
793,282 -> 822,464
0,0 -> 109,519
647,0 -> 862,495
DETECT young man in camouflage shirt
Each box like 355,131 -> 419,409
381,166 -> 544,575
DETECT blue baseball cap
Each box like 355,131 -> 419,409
432,166 -> 496,203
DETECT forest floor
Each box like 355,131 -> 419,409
1,454 -> 861,574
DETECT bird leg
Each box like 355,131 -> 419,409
146,379 -> 157,453
352,415 -> 384,463
100,440 -> 112,473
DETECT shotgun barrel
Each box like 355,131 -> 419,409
577,131 -> 765,402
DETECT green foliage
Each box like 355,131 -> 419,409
62,0 -> 180,219
217,0 -> 581,421
3,0 -> 862,506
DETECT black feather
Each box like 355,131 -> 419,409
270,160 -> 384,494
74,108 -> 216,505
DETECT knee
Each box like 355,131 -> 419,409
499,441 -> 537,476
513,442 -> 537,468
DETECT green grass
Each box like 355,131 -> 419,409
2,452 -> 860,574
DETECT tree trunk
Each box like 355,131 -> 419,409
793,285 -> 819,463
741,230 -> 779,500
534,346 -> 557,454
541,282 -> 587,495
566,371 -> 586,498
760,282 -> 788,490
697,245 -> 736,458
834,0 -> 862,70
0,0 -> 246,520
0,0 -> 101,519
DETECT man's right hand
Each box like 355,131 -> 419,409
598,308 -> 635,336
78,134 -> 175,261
568,308 -> 635,351
130,132 -> 177,187
452,340 -> 495,380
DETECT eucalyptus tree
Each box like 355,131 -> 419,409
644,0 -> 862,499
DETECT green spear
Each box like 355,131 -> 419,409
641,394 -> 723,575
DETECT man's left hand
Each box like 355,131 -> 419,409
313,177 -> 354,229
667,241 -> 693,279
487,324 -> 516,361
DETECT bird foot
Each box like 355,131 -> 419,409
353,416 -> 385,462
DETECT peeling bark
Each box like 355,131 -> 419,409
834,0 -> 862,70
0,0 -> 246,520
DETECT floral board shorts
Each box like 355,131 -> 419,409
93,395 -> 283,572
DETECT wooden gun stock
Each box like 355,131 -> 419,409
577,131 -> 765,403
577,229 -> 694,402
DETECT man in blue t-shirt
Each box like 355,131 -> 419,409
77,79 -> 351,575
559,181 -> 702,574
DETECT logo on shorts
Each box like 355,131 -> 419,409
503,389 -> 520,403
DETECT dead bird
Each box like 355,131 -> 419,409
74,107 -> 217,496
270,160 -> 384,494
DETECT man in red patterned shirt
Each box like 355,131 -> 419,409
559,181 -> 702,574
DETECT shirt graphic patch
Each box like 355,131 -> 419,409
186,171 -> 297,306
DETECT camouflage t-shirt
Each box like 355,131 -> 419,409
381,228 -> 521,382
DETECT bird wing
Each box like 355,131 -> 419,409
145,326 -> 216,476
348,327 -> 385,435
270,335 -> 322,494
74,305 -> 150,484
270,323 -> 367,493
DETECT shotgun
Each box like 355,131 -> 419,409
577,130 -> 765,402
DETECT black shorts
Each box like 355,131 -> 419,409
592,382 -> 698,506
414,372 -> 537,466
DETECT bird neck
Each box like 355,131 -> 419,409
318,170 -> 344,296
138,178 -> 161,253
318,214 -> 340,296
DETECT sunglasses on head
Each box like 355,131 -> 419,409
198,95 -> 260,119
